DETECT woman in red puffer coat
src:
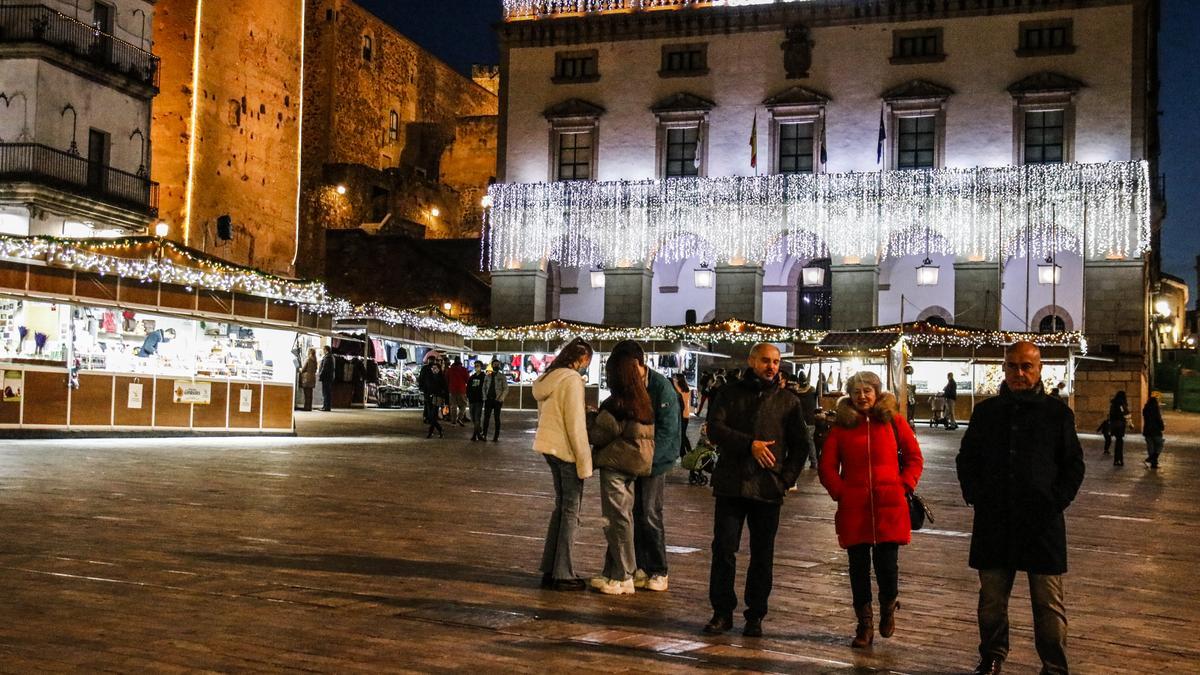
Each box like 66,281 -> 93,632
819,371 -> 923,649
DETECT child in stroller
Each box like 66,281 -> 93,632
681,423 -> 719,486
928,392 -> 957,429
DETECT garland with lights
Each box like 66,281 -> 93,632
314,300 -> 481,337
485,162 -> 1150,270
502,0 -> 813,20
0,235 -> 327,303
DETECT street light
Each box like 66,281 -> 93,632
915,257 -> 939,286
442,302 -> 453,312
430,207 -> 440,218
1037,258 -> 1062,285
590,270 -> 606,288
801,265 -> 826,287
335,184 -> 347,195
480,194 -> 493,209
1156,300 -> 1172,318
694,263 -> 714,288
154,221 -> 169,238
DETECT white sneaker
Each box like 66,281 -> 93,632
595,577 -> 635,595
645,574 -> 669,592
633,569 -> 649,588
589,575 -> 606,590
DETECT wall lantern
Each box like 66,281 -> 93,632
915,258 -> 940,286
1037,259 -> 1062,285
335,184 -> 347,195
694,264 -> 714,288
154,221 -> 170,238
801,265 -> 826,287
590,270 -> 606,289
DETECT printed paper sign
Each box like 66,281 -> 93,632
127,383 -> 143,409
239,388 -> 254,413
2,370 -> 21,403
173,381 -> 212,405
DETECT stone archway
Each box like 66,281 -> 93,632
1031,305 -> 1074,332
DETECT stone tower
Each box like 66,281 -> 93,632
152,0 -> 305,276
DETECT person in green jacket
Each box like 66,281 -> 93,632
608,340 -> 681,592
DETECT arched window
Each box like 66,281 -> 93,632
388,111 -> 399,141
361,34 -> 373,61
685,309 -> 698,325
1039,314 -> 1066,333
798,258 -> 831,330
925,315 -> 948,327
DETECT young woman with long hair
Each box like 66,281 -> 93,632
532,338 -> 595,591
587,353 -> 656,595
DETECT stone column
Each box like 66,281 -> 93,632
714,264 -> 764,322
603,267 -> 653,326
831,264 -> 878,330
490,268 -> 547,325
953,261 -> 1001,330
1083,259 -> 1146,355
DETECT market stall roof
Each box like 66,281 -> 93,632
469,317 -> 821,354
816,332 -> 903,354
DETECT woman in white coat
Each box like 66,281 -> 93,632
533,338 -> 595,591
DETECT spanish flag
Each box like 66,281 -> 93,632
750,110 -> 758,171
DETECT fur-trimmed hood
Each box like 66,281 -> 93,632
835,391 -> 899,428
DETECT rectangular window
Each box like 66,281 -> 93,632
1024,110 -> 1065,164
777,122 -> 815,175
664,127 -> 699,178
896,116 -> 935,170
1019,20 -> 1074,55
891,28 -> 944,63
660,44 -> 708,76
554,50 -> 599,82
556,132 -> 592,181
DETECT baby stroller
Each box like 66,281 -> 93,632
682,427 -> 719,486
928,393 -> 956,429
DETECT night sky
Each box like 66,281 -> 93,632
360,0 -> 1200,305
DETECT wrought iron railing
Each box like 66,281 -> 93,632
0,4 -> 159,90
502,0 -> 817,20
0,142 -> 159,215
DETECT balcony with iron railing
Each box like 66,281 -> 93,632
0,4 -> 159,92
502,0 -> 820,20
0,142 -> 159,216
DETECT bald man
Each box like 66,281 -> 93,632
956,341 -> 1085,675
703,342 -> 812,638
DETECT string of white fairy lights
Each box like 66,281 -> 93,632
484,161 -> 1150,270
502,0 -> 817,21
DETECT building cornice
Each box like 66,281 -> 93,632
498,0 -> 1136,49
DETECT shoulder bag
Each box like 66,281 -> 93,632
891,419 -> 934,530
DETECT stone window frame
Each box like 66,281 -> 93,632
553,49 -> 600,84
361,33 -> 373,62
1016,19 -> 1076,57
554,128 -> 595,181
1012,91 -> 1077,166
547,118 -> 599,183
388,110 -> 399,141
890,28 -> 946,65
886,100 -> 947,171
659,43 -> 709,78
767,104 -> 825,176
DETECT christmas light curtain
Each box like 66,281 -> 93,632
484,161 -> 1151,270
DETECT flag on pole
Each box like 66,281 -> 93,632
693,124 -> 703,170
876,105 -> 887,165
819,120 -> 828,167
750,111 -> 758,171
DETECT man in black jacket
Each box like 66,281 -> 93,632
317,346 -> 335,412
703,343 -> 811,639
956,341 -> 1085,675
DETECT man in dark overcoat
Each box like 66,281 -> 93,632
956,341 -> 1085,675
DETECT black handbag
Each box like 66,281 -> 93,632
891,420 -> 934,531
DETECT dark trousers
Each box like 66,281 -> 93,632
633,473 -> 667,576
469,400 -> 484,438
679,417 -> 692,458
847,543 -> 899,607
302,387 -> 313,411
709,495 -> 781,620
978,568 -> 1068,674
423,394 -> 442,434
320,381 -> 332,411
481,399 -> 502,439
1145,435 -> 1163,468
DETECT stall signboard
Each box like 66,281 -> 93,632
127,382 -> 143,409
174,381 -> 212,404
239,388 -> 253,413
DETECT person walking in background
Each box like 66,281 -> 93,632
672,374 -> 693,459
532,338 -> 595,592
419,359 -> 446,439
318,345 -> 335,412
1108,390 -> 1129,466
467,361 -> 487,442
607,341 -> 680,593
588,352 -> 656,595
447,357 -> 470,426
704,343 -> 811,638
299,347 -> 317,412
819,371 -> 924,648
696,372 -> 714,417
481,359 -> 509,442
943,372 -> 959,429
1142,391 -> 1165,469
787,372 -> 819,469
956,341 -> 1085,675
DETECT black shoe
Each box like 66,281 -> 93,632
492,437 -> 499,442
702,613 -> 733,635
426,431 -> 433,439
972,657 -> 1003,675
551,578 -> 586,592
539,573 -> 553,589
742,617 -> 763,637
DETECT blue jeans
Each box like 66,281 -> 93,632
541,455 -> 585,581
977,568 -> 1068,674
634,473 -> 667,576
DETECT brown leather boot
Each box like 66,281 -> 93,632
879,598 -> 899,638
851,603 -> 874,648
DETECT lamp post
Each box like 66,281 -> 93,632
60,104 -> 78,155
129,128 -> 147,176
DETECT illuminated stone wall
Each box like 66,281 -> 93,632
152,0 -> 304,276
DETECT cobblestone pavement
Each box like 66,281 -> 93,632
0,409 -> 1196,673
